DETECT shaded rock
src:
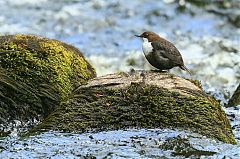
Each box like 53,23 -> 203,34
184,0 -> 233,9
0,34 -> 96,133
227,83 -> 240,107
178,0 -> 240,28
28,71 -> 236,144
159,135 -> 216,158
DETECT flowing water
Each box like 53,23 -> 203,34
0,0 -> 240,158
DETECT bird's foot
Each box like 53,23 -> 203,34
150,69 -> 168,73
140,71 -> 146,85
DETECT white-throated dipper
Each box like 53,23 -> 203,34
135,31 -> 190,74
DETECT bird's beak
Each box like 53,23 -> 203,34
135,35 -> 142,38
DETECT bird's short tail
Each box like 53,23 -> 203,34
180,65 -> 191,75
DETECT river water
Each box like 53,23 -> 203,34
0,0 -> 240,158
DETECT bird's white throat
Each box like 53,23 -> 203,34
142,38 -> 153,56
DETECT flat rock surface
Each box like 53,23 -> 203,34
81,70 -> 201,97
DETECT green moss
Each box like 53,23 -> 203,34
188,79 -> 202,89
28,83 -> 236,144
0,34 -> 96,131
160,135 -> 216,157
227,84 -> 240,107
0,34 -> 95,99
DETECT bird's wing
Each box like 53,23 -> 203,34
151,41 -> 184,65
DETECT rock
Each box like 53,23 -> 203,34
180,0 -> 240,28
159,135 -> 216,157
0,34 -> 96,133
227,84 -> 240,107
28,71 -> 236,144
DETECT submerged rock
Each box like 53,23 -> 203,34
159,135 -> 216,158
227,83 -> 240,107
0,34 -> 96,134
29,70 -> 236,144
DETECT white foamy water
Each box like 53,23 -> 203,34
1,128 -> 240,159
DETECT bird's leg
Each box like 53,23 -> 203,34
151,69 -> 168,73
140,71 -> 146,85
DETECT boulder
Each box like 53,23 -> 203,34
0,34 -> 96,133
227,83 -> 240,107
29,71 -> 236,144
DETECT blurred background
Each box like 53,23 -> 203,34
1,0 -> 239,99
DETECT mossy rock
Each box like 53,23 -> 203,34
28,71 -> 236,144
0,34 -> 96,131
159,135 -> 216,157
227,83 -> 240,107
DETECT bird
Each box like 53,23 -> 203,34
135,31 -> 191,74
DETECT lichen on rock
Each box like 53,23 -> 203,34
28,71 -> 236,144
0,34 -> 96,133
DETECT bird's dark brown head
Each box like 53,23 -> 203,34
135,31 -> 160,42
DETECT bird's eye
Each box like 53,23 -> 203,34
145,34 -> 149,37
